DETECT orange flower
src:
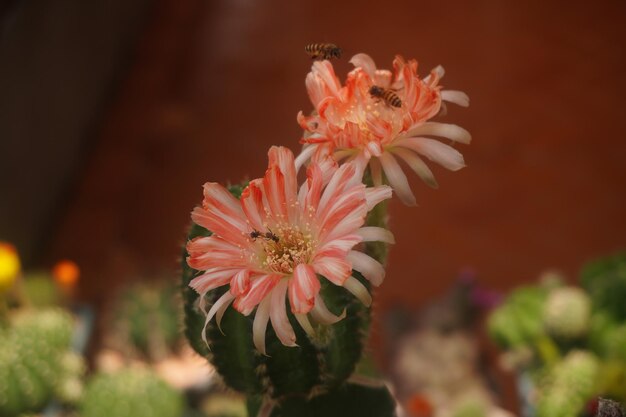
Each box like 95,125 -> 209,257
187,147 -> 393,353
296,54 -> 470,205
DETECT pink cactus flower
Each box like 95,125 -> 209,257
187,146 -> 393,354
296,53 -> 471,206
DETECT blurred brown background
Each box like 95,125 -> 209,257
1,0 -> 625,406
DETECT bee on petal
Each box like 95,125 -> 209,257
369,85 -> 402,108
305,43 -> 342,61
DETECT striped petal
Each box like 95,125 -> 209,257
241,179 -> 267,232
395,137 -> 466,171
310,295 -> 346,325
202,291 -> 235,344
442,90 -> 470,107
344,276 -> 372,306
233,274 -> 280,316
295,313 -> 315,337
191,182 -> 248,246
263,166 -> 288,220
357,227 -> 395,244
313,255 -> 352,286
350,53 -> 377,78
347,250 -> 385,286
253,296 -> 272,355
391,147 -> 438,189
295,144 -> 318,172
364,185 -> 392,210
230,269 -> 251,296
379,151 -> 417,206
189,268 -> 240,294
289,264 -> 320,314
268,146 -> 298,218
270,279 -> 297,347
403,122 -> 471,145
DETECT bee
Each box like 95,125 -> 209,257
369,85 -> 402,108
305,43 -> 342,61
264,230 -> 279,243
250,229 -> 279,243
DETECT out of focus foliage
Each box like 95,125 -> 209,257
488,252 -> 626,417
0,308 -> 84,416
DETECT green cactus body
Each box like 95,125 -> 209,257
580,252 -> 626,321
181,185 -> 388,403
535,350 -> 599,417
0,308 -> 74,416
80,369 -> 183,417
110,282 -> 181,361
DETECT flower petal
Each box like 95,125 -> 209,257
403,122 -> 471,144
230,269 -> 251,296
203,291 -> 235,344
344,276 -> 372,306
303,162 -> 324,214
316,234 -> 363,257
364,185 -> 392,210
317,162 -> 359,216
241,179 -> 267,232
395,138 -> 466,171
253,296 -> 271,355
357,227 -> 395,244
191,184 -> 249,246
289,264 -> 321,314
263,165 -> 288,220
379,151 -> 417,206
189,268 -> 240,294
391,147 -> 438,189
313,255 -> 352,285
233,274 -> 280,316
347,250 -> 385,286
295,144 -> 318,172
268,146 -> 298,216
187,236 -> 247,270
310,295 -> 346,325
442,90 -> 470,107
294,313 -> 315,337
350,53 -> 377,78
270,279 -> 297,347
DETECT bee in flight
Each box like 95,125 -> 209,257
305,43 -> 342,61
250,229 -> 279,243
369,85 -> 402,108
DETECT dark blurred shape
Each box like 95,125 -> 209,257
0,0 -> 155,264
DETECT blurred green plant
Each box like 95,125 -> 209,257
109,281 -> 181,361
580,252 -> 626,321
488,251 -> 626,416
0,308 -> 83,416
535,350 -> 599,417
80,368 -> 184,417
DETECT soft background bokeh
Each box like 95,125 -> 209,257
1,0 -> 625,410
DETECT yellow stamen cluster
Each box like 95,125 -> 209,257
261,225 -> 315,274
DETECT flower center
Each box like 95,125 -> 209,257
261,225 -> 315,274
